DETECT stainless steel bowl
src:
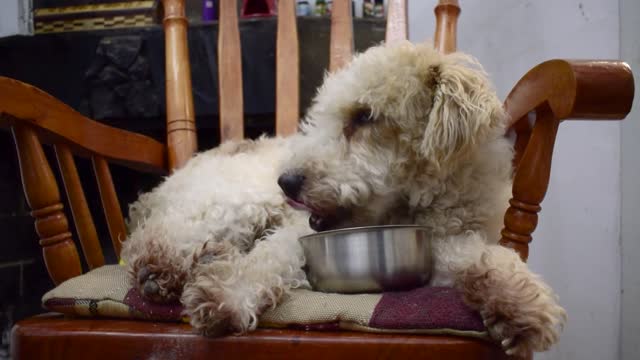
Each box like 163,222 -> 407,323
300,225 -> 433,293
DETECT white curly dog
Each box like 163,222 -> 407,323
121,41 -> 566,356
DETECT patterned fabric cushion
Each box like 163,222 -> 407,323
42,265 -> 488,339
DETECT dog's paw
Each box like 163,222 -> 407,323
182,246 -> 264,336
133,264 -> 186,303
456,246 -> 567,357
184,292 -> 254,336
191,240 -> 233,267
182,274 -> 256,336
481,298 -> 566,357
126,239 -> 189,303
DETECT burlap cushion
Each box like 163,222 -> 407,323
43,265 -> 488,339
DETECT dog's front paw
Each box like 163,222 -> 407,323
125,239 -> 189,303
181,270 -> 256,336
467,273 -> 567,356
483,301 -> 566,357
183,288 -> 254,336
457,246 -> 567,357
134,264 -> 186,303
480,291 -> 567,357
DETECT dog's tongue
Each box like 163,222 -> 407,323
286,198 -> 313,212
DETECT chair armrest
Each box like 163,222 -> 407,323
500,60 -> 634,261
505,59 -> 634,127
0,76 -> 167,174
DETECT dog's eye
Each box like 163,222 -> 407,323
344,108 -> 374,139
352,109 -> 374,127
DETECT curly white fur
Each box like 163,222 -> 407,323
120,41 -> 565,356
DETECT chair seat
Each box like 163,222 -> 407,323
41,265 -> 492,336
12,313 -> 517,360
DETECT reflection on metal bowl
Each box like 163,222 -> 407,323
300,225 -> 433,293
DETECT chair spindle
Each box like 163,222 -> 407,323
500,105 -> 560,261
386,0 -> 408,44
218,0 -> 245,141
54,144 -> 105,269
12,125 -> 82,284
434,0 -> 460,54
92,156 -> 127,258
511,114 -> 532,170
329,0 -> 354,72
163,0 -> 198,170
275,0 -> 300,136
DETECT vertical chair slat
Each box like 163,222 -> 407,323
218,0 -> 245,141
12,125 -> 82,284
92,156 -> 126,258
275,0 -> 300,136
163,0 -> 197,171
329,0 -> 354,72
385,0 -> 408,44
433,0 -> 460,54
54,144 -> 105,269
500,106 -> 560,262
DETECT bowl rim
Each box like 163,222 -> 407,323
299,224 -> 429,240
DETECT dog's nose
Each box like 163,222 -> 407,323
278,174 -> 305,199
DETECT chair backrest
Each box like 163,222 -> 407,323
10,0 -> 633,287
163,0 -> 414,170
11,0 -> 470,285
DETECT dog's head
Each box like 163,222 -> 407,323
279,42 -> 505,231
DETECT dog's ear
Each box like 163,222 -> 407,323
420,57 -> 505,169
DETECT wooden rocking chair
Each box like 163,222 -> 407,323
3,0 -> 633,359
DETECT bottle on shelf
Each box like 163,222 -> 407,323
241,0 -> 277,18
363,0 -> 374,17
202,0 -> 217,21
296,0 -> 311,16
314,0 -> 327,16
373,0 -> 384,18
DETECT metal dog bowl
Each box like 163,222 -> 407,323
300,225 -> 433,293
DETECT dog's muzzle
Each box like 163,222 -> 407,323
278,173 -> 305,200
278,173 -> 350,232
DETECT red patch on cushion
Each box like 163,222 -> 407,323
369,287 -> 485,331
123,288 -> 184,321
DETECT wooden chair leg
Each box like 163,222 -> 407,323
12,125 -> 82,284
